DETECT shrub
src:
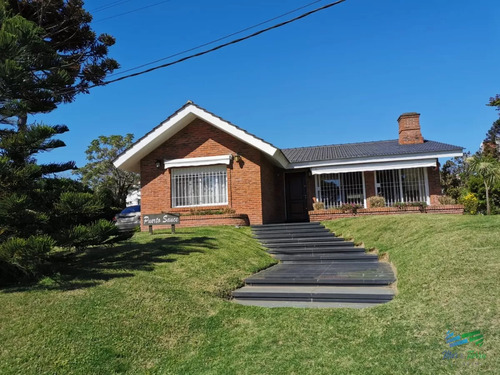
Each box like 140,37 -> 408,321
367,196 -> 385,208
54,192 -> 105,225
438,195 -> 456,205
0,235 -> 54,281
459,193 -> 479,215
339,203 -> 362,214
410,201 -> 428,212
393,202 -> 408,210
313,201 -> 325,210
58,219 -> 119,250
188,208 -> 236,215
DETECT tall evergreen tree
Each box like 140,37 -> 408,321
488,94 -> 500,113
0,1 -> 120,282
1,0 -> 118,125
482,118 -> 500,159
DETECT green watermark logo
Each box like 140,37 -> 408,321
442,329 -> 487,367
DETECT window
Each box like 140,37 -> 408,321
375,168 -> 427,206
315,172 -> 364,209
171,165 -> 228,207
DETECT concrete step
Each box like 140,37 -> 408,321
233,300 -> 383,308
274,252 -> 378,262
245,262 -> 396,286
265,241 -> 354,249
261,236 -> 345,244
268,247 -> 365,254
255,231 -> 334,240
232,285 -> 394,302
251,222 -> 320,229
253,228 -> 331,237
252,225 -> 326,232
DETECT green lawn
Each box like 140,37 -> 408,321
0,215 -> 499,374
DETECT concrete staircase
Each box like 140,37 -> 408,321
232,222 -> 396,308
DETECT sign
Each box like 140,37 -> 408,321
143,213 -> 180,226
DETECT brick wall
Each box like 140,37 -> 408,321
144,214 -> 249,230
140,118 -> 282,229
427,166 -> 442,205
364,171 -> 376,206
398,112 -> 424,145
309,205 -> 464,221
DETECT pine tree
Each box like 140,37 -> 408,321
1,0 -> 118,124
0,1 -> 121,282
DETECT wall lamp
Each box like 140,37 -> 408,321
155,159 -> 163,169
233,153 -> 242,163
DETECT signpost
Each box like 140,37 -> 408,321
143,213 -> 180,234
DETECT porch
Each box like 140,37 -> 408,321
284,165 -> 464,223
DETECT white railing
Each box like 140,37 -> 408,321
315,172 -> 364,209
375,168 -> 428,206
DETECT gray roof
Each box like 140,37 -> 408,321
282,139 -> 463,164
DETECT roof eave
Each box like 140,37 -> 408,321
286,149 -> 464,169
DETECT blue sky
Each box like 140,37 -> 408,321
36,0 -> 500,168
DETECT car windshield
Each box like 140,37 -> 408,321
120,205 -> 140,214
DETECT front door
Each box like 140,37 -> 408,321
285,172 -> 309,222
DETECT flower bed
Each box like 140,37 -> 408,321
309,205 -> 465,221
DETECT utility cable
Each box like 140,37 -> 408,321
107,0 -> 325,77
94,0 -> 173,23
91,0 -> 134,14
96,0 -> 347,87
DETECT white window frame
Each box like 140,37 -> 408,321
171,165 -> 228,208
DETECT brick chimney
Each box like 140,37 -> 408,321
398,112 -> 424,144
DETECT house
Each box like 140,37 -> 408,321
114,101 -> 463,228
125,187 -> 141,206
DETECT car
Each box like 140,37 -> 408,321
114,205 -> 141,231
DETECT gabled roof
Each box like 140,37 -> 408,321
283,139 -> 463,164
114,102 -> 464,173
113,101 -> 289,172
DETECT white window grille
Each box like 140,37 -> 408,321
375,168 -> 427,206
315,172 -> 365,209
171,165 -> 228,207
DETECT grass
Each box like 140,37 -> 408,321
0,215 -> 499,374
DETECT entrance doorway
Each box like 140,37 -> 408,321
285,172 -> 309,222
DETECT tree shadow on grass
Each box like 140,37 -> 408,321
1,235 -> 217,293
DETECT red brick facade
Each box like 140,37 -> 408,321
144,214 -> 249,230
364,171 -> 376,206
140,118 -> 283,228
137,114 -> 453,230
426,166 -> 442,205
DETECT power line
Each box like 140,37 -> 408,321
91,0 -> 134,14
96,0 -> 347,87
94,0 -> 173,23
108,0 -> 325,78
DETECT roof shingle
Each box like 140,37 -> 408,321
282,139 -> 463,164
